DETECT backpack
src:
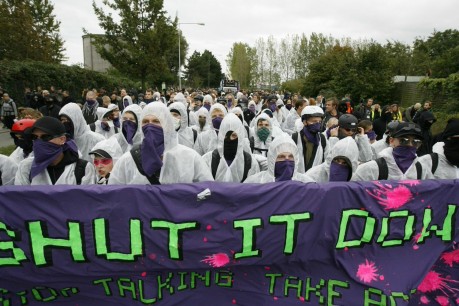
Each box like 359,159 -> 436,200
192,128 -> 197,143
430,152 -> 439,174
130,146 -> 160,185
249,136 -> 269,154
292,132 -> 327,163
74,159 -> 88,185
375,157 -> 422,180
211,149 -> 252,182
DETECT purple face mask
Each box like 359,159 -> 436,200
141,124 -> 164,177
302,125 -> 320,146
307,122 -> 322,134
31,139 -> 79,179
212,117 -> 223,130
286,104 -> 292,111
366,130 -> 377,141
274,160 -> 295,181
329,161 -> 350,182
122,120 -> 137,145
203,104 -> 211,111
249,105 -> 256,113
227,100 -> 232,109
101,121 -> 110,132
113,117 -> 120,128
270,104 -> 277,112
86,100 -> 96,107
392,146 -> 417,173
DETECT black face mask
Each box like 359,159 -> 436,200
198,119 -> 206,129
63,121 -> 74,139
224,138 -> 238,161
11,133 -> 33,156
444,138 -> 459,167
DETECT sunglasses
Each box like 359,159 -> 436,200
31,134 -> 60,142
343,128 -> 357,133
93,158 -> 112,166
398,137 -> 422,148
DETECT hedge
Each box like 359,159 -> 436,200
0,60 -> 138,105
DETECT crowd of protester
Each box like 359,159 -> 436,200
0,85 -> 457,186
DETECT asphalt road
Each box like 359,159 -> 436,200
0,129 -> 14,148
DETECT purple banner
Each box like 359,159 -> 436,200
0,180 -> 458,305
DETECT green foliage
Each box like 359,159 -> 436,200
0,0 -> 65,63
431,111 -> 459,135
0,60 -> 137,105
227,42 -> 256,89
185,50 -> 223,88
302,43 -> 395,101
281,79 -> 305,94
89,0 -> 187,89
0,145 -> 15,156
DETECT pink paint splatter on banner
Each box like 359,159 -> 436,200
441,249 -> 459,267
366,182 -> 413,210
400,180 -> 421,187
420,295 -> 429,304
201,253 -> 230,268
356,259 -> 379,284
232,298 -> 237,304
435,296 -> 450,306
203,237 -> 208,242
148,253 -> 156,260
206,225 -> 212,231
273,296 -> 278,301
299,296 -> 305,302
141,272 -> 147,277
418,271 -> 459,295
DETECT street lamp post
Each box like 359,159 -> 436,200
178,22 -> 205,89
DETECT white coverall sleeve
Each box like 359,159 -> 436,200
108,153 -> 133,185
247,155 -> 260,177
81,162 -> 97,185
192,153 -> 214,182
351,160 -> 379,181
356,134 -> 373,163
0,156 -> 18,185
194,133 -> 205,155
14,158 -> 32,185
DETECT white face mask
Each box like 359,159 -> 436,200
173,117 -> 181,130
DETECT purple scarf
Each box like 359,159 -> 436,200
274,160 -> 295,181
392,146 -> 417,174
302,125 -> 320,146
329,162 -> 350,182
123,120 -> 137,145
141,124 -> 164,177
31,139 -> 79,179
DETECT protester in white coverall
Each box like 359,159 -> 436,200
90,107 -> 118,139
202,113 -> 259,182
0,154 -> 18,185
191,107 -> 211,134
194,104 -> 227,155
168,102 -> 196,149
418,118 -> 459,179
245,134 -> 314,183
110,104 -> 142,153
89,138 -> 123,184
15,116 -> 96,185
59,103 -> 105,161
352,122 -> 434,181
306,137 -> 358,182
109,103 -> 213,184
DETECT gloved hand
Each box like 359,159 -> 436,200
253,154 -> 268,171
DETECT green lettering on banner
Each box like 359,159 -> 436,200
60,287 -> 79,297
364,288 -> 386,306
266,273 -> 283,295
177,272 -> 188,291
304,278 -> 325,304
418,205 -> 457,243
31,287 -> 58,302
191,271 -> 211,289
28,221 -> 86,266
215,271 -> 233,288
336,210 -> 376,249
269,212 -> 312,255
0,222 -> 27,266
327,279 -> 349,306
157,273 -> 174,300
93,278 -> 113,296
377,211 -> 414,247
389,292 -> 410,305
138,279 -> 157,304
93,218 -> 143,261
118,278 -> 137,300
284,276 -> 303,298
16,291 -> 28,305
233,218 -> 263,259
0,288 -> 11,306
151,220 -> 199,260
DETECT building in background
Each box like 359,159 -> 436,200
82,34 -> 112,73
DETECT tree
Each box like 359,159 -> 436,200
0,0 -> 65,63
89,0 -> 188,89
184,50 -> 223,88
226,42 -> 255,89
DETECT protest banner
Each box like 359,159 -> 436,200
0,180 -> 458,305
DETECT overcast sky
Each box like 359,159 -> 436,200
54,0 -> 459,73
